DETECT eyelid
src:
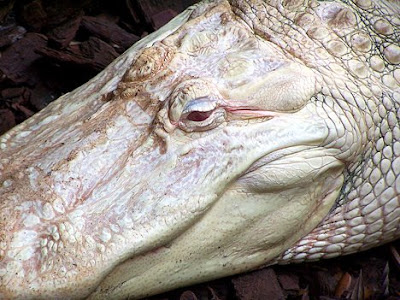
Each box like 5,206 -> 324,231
179,109 -> 226,132
182,97 -> 218,115
178,97 -> 226,132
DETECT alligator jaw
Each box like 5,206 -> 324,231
88,111 -> 346,299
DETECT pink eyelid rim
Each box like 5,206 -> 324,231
170,100 -> 286,126
224,105 -> 285,118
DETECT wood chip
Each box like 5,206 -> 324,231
37,36 -> 118,72
334,272 -> 352,297
0,0 -> 15,23
207,286 -> 222,300
1,87 -> 27,100
180,290 -> 198,300
0,32 -> 47,84
47,11 -> 83,48
151,9 -> 177,30
350,270 -> 364,300
81,16 -> 139,52
232,268 -> 285,300
12,103 -> 34,119
19,0 -> 47,31
277,272 -> 300,291
390,245 -> 400,270
0,109 -> 15,135
0,25 -> 26,48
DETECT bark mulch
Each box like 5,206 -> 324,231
0,1 -> 399,299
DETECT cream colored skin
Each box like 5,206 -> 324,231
0,0 -> 399,299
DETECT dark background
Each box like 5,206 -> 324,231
0,0 -> 399,299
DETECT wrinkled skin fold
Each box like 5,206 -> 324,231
0,0 -> 399,299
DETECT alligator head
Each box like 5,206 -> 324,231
1,0 -> 399,299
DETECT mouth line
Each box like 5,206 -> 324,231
242,145 -> 315,177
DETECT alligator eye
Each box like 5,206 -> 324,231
178,97 -> 225,132
186,110 -> 213,122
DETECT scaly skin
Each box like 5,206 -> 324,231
0,0 -> 399,299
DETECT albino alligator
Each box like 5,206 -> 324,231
1,0 -> 399,299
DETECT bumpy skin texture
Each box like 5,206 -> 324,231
270,0 -> 400,262
0,0 -> 399,299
